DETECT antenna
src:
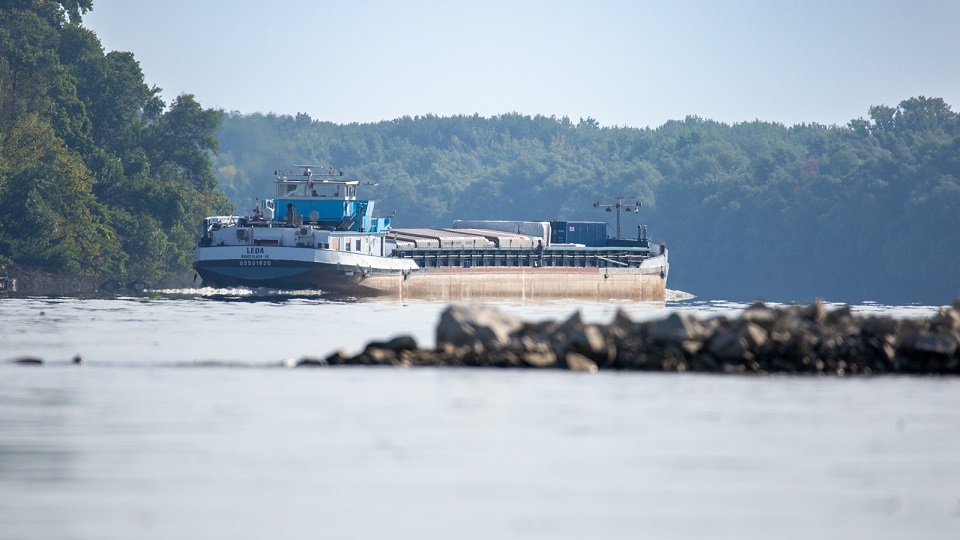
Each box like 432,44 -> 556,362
292,164 -> 340,177
593,197 -> 641,240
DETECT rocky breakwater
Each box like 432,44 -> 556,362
309,300 -> 960,375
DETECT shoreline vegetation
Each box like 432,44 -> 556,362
0,267 -> 196,297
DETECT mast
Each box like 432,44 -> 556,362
593,197 -> 641,240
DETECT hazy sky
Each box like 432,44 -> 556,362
83,0 -> 960,129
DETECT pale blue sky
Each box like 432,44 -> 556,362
84,0 -> 960,128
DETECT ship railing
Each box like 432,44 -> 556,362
392,247 -> 650,269
594,255 -> 628,267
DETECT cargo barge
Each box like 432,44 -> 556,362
193,166 -> 668,301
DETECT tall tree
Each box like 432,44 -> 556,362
0,0 -> 232,280
143,94 -> 223,191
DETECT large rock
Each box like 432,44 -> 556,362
708,328 -> 745,360
862,315 -> 900,337
740,321 -> 768,350
366,335 -> 418,353
742,301 -> 777,328
931,308 -> 960,333
11,356 -> 43,365
801,301 -> 827,323
902,331 -> 959,357
608,308 -> 637,339
436,304 -> 524,352
563,352 -> 599,373
521,351 -> 557,368
707,320 -> 767,361
647,312 -> 703,343
562,324 -> 609,360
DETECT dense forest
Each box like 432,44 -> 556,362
214,100 -> 960,305
0,1 -> 230,282
1,2 -> 957,304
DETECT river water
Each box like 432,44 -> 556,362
1,291 -> 958,539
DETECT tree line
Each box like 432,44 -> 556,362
215,101 -> 959,304
0,1 -> 230,281
2,2 -> 956,304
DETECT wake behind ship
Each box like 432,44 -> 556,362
193,166 -> 669,301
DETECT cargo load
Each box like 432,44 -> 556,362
452,220 -> 550,245
550,221 -> 608,247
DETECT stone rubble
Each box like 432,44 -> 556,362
307,300 -> 960,375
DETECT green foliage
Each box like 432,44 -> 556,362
0,113 -> 123,274
0,1 -> 228,281
142,94 -> 222,191
1,1 -> 92,26
216,99 -> 960,304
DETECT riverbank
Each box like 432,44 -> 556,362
1,266 -> 195,297
308,300 -> 960,375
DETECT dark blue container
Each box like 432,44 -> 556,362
550,221 -> 608,247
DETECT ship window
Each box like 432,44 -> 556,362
310,184 -> 343,198
355,239 -> 361,251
